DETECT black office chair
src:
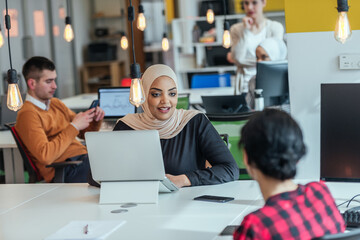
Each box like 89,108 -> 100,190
312,229 -> 360,240
207,112 -> 255,179
5,123 -> 82,183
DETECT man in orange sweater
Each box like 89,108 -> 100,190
15,56 -> 105,183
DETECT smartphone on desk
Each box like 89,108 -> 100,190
89,100 -> 99,109
194,195 -> 234,203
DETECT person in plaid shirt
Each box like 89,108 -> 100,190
234,109 -> 345,240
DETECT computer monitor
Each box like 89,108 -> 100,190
255,61 -> 289,107
201,95 -> 250,115
98,87 -> 136,119
321,83 -> 360,182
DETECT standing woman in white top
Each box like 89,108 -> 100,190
227,0 -> 284,94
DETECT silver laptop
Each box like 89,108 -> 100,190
85,130 -> 179,192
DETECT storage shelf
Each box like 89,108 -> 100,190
172,11 -> 286,91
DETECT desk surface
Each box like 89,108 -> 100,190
1,180 -> 359,240
0,130 -> 16,148
0,181 -> 262,240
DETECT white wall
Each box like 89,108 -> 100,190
287,30 -> 360,179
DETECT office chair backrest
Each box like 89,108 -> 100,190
5,123 -> 43,183
312,229 -> 360,240
207,112 -> 255,180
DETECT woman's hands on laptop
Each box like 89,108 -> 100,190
166,174 -> 191,188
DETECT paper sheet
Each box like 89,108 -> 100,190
45,220 -> 125,240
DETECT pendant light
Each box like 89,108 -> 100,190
4,0 -> 23,111
162,9 -> 169,52
63,0 -> 74,42
136,4 -> 146,31
0,23 -> 4,48
334,0 -> 351,44
120,31 -> 129,50
206,3 -> 215,24
162,33 -> 169,52
128,0 -> 145,107
222,0 -> 231,48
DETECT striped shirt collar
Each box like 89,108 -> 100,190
26,93 -> 51,111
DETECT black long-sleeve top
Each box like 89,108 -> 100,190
113,113 -> 239,186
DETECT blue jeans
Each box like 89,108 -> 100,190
63,154 -> 90,183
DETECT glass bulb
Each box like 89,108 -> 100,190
334,12 -> 352,44
222,30 -> 231,48
129,78 -> 145,107
0,31 -> 4,48
63,24 -> 74,42
120,35 -> 128,50
137,13 -> 146,31
7,83 -> 23,111
162,37 -> 169,52
206,9 -> 214,24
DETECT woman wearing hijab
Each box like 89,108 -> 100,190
246,37 -> 287,109
227,0 -> 284,95
113,64 -> 239,188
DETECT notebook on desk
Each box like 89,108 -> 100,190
85,130 -> 179,193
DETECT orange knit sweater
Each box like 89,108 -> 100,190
15,98 -> 101,182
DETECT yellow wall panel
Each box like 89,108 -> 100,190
285,0 -> 360,33
234,0 -> 284,14
165,0 -> 174,23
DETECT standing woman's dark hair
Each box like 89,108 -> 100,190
239,109 -> 306,180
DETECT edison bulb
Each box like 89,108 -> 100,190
206,9 -> 214,24
334,12 -> 352,44
120,35 -> 128,50
64,24 -> 74,42
129,78 -> 145,107
222,30 -> 231,48
7,83 -> 23,111
0,31 -> 4,48
162,35 -> 169,52
137,13 -> 146,31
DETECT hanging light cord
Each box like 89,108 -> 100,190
163,9 -> 166,33
66,0 -> 70,17
5,0 -> 13,70
223,0 -> 227,21
129,0 -> 136,63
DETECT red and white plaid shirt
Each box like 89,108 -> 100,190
234,182 -> 345,240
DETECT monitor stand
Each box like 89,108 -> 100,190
99,181 -> 159,204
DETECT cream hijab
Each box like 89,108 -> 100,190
120,64 -> 200,139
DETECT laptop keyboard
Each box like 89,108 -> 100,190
343,206 -> 360,228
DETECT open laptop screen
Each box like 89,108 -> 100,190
98,87 -> 135,118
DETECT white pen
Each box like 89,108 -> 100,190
84,224 -> 89,235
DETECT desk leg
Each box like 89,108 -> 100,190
3,148 -> 14,184
13,149 -> 24,183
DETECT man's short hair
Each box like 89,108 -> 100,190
22,56 -> 56,81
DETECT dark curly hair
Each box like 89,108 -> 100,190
239,109 -> 306,180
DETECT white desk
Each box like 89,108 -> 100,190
0,180 -> 359,239
61,93 -> 98,112
0,131 -> 24,184
0,181 -> 262,240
